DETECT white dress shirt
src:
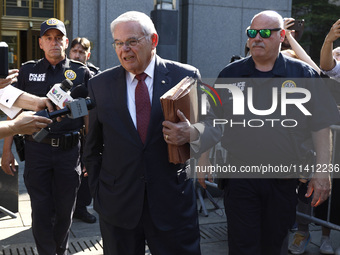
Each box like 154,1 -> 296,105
126,55 -> 156,128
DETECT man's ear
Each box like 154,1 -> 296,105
39,38 -> 43,49
65,37 -> 69,49
151,33 -> 158,49
280,29 -> 286,42
86,52 -> 91,61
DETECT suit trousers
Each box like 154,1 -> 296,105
76,137 -> 92,213
75,172 -> 92,212
224,178 -> 297,255
99,195 -> 201,255
24,141 -> 81,255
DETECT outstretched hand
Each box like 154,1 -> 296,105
9,111 -> 52,135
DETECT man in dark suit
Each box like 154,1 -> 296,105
83,11 -> 201,255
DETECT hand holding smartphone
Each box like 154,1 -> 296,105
287,19 -> 305,31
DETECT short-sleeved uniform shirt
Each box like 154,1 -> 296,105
214,53 -> 340,165
17,57 -> 91,134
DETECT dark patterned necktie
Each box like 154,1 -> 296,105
135,72 -> 151,144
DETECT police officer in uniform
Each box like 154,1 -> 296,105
87,62 -> 100,76
1,18 -> 91,255
68,37 -> 98,224
220,11 -> 339,255
187,11 -> 340,255
69,37 -> 100,76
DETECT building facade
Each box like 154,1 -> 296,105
1,0 -> 292,78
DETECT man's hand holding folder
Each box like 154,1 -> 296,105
161,76 -> 199,164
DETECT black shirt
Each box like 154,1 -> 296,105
87,62 -> 101,76
214,53 -> 340,165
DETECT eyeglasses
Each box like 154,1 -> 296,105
112,36 -> 146,49
246,28 -> 281,38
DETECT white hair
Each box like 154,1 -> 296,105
333,46 -> 340,54
110,11 -> 157,40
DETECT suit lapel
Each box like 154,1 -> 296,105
112,66 -> 141,145
145,55 -> 172,144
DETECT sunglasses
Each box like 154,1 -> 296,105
246,28 -> 281,38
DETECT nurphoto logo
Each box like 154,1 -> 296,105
200,78 -> 312,128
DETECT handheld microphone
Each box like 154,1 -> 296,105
33,84 -> 93,142
70,84 -> 89,99
47,79 -> 73,108
35,83 -> 93,120
35,98 -> 95,119
33,98 -> 95,142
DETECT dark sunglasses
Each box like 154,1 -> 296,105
246,28 -> 281,38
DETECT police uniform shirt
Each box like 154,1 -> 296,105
16,57 -> 91,134
87,62 -> 100,76
215,53 -> 340,165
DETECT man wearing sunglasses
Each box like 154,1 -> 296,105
189,10 -> 340,255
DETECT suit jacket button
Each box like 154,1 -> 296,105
140,175 -> 146,182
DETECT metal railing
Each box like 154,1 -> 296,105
195,124 -> 340,229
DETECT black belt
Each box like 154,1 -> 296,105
25,131 -> 80,149
26,135 -> 62,147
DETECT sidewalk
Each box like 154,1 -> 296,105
0,147 -> 227,255
1,151 -> 340,254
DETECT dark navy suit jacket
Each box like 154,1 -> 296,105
83,55 -> 200,230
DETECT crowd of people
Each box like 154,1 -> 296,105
275,16 -> 340,255
1,8 -> 340,255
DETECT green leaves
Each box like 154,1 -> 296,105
292,0 -> 340,63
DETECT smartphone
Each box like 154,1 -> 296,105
289,19 -> 305,31
0,42 -> 8,78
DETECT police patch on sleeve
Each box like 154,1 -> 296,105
282,80 -> 297,88
64,70 -> 77,80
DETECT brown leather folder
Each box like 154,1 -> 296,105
160,76 -> 198,164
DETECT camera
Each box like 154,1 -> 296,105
0,42 -> 8,78
288,19 -> 304,31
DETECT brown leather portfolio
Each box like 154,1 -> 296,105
160,76 -> 198,164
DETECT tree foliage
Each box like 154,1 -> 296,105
292,0 -> 340,63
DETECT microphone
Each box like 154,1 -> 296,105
33,84 -> 94,142
36,98 -> 95,119
70,84 -> 88,99
35,84 -> 93,120
32,98 -> 95,142
47,79 -> 73,108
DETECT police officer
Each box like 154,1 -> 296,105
1,18 -> 91,255
164,10 -> 340,255
205,11 -> 339,255
69,37 -> 100,76
68,37 -> 99,224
